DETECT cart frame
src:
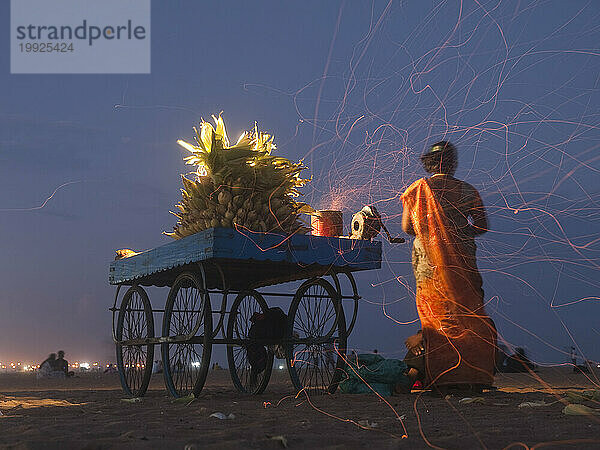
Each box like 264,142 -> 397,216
109,228 -> 381,398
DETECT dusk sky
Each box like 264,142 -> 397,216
1,1 -> 599,366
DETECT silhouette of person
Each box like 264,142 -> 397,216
40,353 -> 56,371
56,350 -> 74,377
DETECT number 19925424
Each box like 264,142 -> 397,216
19,42 -> 74,52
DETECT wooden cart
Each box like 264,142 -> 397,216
109,227 -> 381,398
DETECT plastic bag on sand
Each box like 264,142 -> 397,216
209,412 -> 235,420
563,404 -> 600,416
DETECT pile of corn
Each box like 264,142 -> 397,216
165,115 -> 311,239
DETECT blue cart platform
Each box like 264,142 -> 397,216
109,227 -> 381,289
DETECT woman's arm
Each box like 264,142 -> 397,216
470,188 -> 488,235
401,203 -> 415,235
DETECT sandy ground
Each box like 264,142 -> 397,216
1,367 -> 600,449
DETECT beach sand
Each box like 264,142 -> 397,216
1,367 -> 599,449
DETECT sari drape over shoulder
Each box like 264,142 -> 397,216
402,177 -> 496,386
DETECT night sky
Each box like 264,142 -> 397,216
1,1 -> 599,367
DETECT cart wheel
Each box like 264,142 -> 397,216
226,290 -> 274,394
116,285 -> 154,398
286,278 -> 347,394
330,272 -> 359,336
162,271 -> 212,398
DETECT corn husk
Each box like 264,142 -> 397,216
165,114 -> 312,239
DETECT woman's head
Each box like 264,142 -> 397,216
420,141 -> 457,175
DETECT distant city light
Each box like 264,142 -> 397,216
0,360 -> 117,372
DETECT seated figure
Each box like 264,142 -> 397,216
55,350 -> 75,377
37,353 -> 64,379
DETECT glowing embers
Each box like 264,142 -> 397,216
311,210 -> 343,237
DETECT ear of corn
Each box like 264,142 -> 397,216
165,114 -> 311,239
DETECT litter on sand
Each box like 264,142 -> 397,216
518,400 -> 554,408
172,394 -> 196,405
565,390 -> 600,403
562,404 -> 600,416
565,391 -> 587,403
269,435 -> 288,448
118,430 -> 148,440
121,398 -> 142,403
458,397 -> 485,404
583,389 -> 600,400
209,412 -> 235,420
357,419 -> 378,429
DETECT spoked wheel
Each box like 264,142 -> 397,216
226,290 -> 274,394
116,285 -> 154,398
330,272 -> 360,336
286,278 -> 347,394
162,271 -> 212,398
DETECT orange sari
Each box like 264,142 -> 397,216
402,178 -> 496,386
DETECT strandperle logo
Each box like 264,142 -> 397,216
11,0 -> 151,74
15,20 -> 147,46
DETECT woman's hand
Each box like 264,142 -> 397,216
405,332 -> 425,356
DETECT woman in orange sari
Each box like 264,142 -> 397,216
401,141 -> 496,391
